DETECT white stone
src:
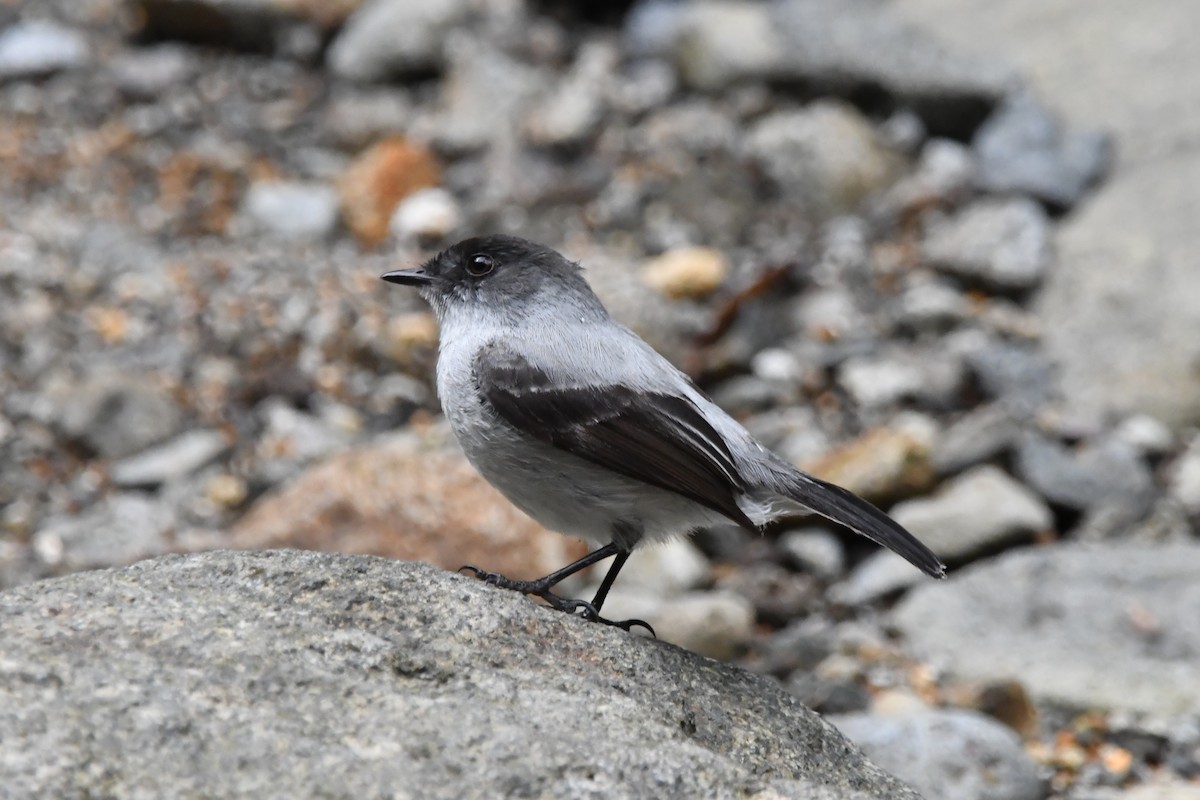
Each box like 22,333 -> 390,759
0,22 -> 89,79
389,188 -> 461,241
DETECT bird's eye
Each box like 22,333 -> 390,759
466,254 -> 494,277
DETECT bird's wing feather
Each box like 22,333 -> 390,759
473,341 -> 756,530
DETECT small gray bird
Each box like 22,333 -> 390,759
383,235 -> 944,632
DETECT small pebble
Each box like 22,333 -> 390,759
778,527 -> 845,579
207,474 -> 249,509
641,246 -> 728,299
389,187 -> 461,242
0,21 -> 89,79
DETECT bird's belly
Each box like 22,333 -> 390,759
451,411 -> 723,546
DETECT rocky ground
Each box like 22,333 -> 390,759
1,1 -> 1198,799
0,549 -> 924,800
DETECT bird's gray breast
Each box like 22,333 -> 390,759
435,331 -> 599,536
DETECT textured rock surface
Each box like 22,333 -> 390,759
0,549 -> 920,799
894,543 -> 1200,717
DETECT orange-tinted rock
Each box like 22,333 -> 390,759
641,246 -> 729,299
338,136 -> 441,247
230,427 -> 585,581
802,424 -> 935,503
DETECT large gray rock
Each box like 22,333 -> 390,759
890,465 -> 1053,561
771,0 -> 1016,137
893,0 -> 1200,427
832,709 -> 1043,800
1038,160 -> 1200,427
894,543 -> 1200,717
660,0 -> 1014,136
0,550 -> 921,799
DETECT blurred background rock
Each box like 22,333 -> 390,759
0,1 -> 1197,798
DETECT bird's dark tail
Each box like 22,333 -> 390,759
776,468 -> 946,579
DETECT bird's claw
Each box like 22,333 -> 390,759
458,563 -> 654,636
458,564 -> 525,590
576,604 -> 657,638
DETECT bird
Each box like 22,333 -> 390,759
382,234 -> 944,633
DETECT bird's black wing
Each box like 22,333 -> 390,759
473,342 -> 756,530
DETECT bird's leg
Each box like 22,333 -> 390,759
459,543 -> 654,635
582,549 -> 655,636
588,549 -> 631,614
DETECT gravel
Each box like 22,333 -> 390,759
0,0 -> 1191,794
832,709 -> 1044,800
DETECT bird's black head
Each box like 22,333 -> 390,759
381,235 -> 603,321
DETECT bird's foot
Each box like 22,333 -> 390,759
458,564 -> 655,637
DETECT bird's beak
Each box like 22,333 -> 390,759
380,268 -> 433,286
